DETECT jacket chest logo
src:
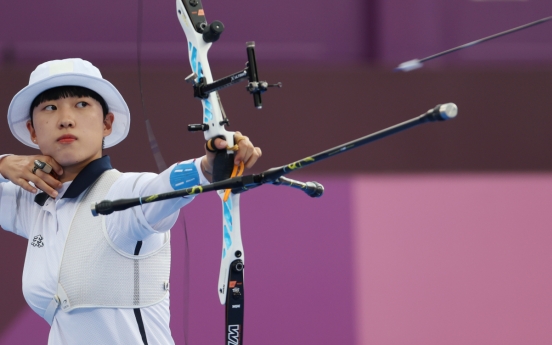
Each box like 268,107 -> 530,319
31,235 -> 45,248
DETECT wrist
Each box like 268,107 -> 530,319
201,159 -> 212,175
0,154 -> 13,180
201,157 -> 213,182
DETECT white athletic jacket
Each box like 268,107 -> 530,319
0,155 -> 208,345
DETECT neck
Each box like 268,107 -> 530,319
58,155 -> 102,183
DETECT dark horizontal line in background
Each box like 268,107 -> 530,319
0,41 -> 333,63
2,40 -> 552,65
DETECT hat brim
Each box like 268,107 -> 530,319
8,73 -> 130,149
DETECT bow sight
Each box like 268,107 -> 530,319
184,41 -> 282,112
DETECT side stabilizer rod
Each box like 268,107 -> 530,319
91,103 -> 457,216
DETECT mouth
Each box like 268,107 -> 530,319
57,135 -> 77,144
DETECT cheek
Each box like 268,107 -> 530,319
34,121 -> 51,139
83,119 -> 106,141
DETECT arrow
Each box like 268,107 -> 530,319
396,16 -> 552,72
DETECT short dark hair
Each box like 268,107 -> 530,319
29,86 -> 109,127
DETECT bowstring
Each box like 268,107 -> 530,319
136,1 -> 190,344
180,210 -> 191,345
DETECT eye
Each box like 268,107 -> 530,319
76,101 -> 89,108
44,105 -> 57,111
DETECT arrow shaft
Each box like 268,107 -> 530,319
421,16 -> 552,63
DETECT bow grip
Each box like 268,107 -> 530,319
208,135 -> 236,182
213,150 -> 235,183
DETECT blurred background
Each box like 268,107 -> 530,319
1,0 -> 552,344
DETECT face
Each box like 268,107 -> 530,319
26,96 -> 114,168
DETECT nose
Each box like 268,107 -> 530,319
58,108 -> 75,128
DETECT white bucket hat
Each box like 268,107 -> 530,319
7,58 -> 130,149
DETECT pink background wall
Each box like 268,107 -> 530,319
354,175 -> 552,344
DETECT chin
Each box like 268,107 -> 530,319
52,148 -> 102,166
51,152 -> 86,166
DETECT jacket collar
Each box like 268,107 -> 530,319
34,156 -> 112,206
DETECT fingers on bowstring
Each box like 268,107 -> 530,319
32,155 -> 63,176
42,156 -> 64,176
16,177 -> 38,195
28,171 -> 59,198
32,156 -> 63,195
37,169 -> 63,190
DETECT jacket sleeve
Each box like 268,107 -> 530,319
104,157 -> 209,252
0,154 -> 31,238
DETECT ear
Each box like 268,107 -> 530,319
26,120 -> 38,144
103,113 -> 114,137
